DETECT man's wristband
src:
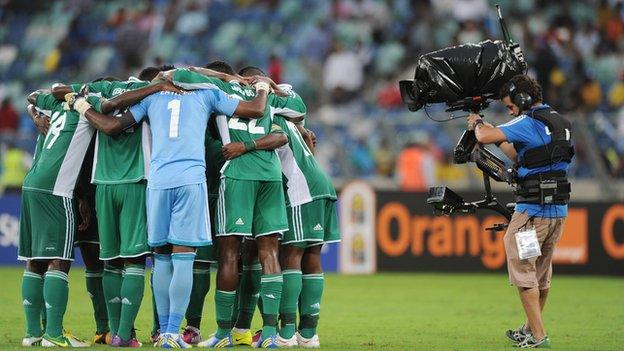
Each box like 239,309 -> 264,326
474,119 -> 484,128
255,82 -> 270,93
244,140 -> 257,151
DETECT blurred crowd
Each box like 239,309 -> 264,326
1,0 -> 624,192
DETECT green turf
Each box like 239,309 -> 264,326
0,267 -> 622,350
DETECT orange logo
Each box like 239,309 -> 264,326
376,202 -> 507,269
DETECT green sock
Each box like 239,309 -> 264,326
43,270 -> 69,338
117,265 -> 145,340
299,273 -> 324,338
185,268 -> 210,329
85,270 -> 109,334
150,270 -> 159,335
102,266 -> 123,335
235,263 -> 261,329
279,270 -> 302,339
22,271 -> 44,337
41,306 -> 47,331
215,290 -> 236,338
231,274 -> 241,326
260,273 -> 283,339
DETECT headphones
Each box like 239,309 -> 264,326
509,82 -> 533,112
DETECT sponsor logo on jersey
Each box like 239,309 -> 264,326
235,218 -> 245,225
23,299 -> 32,306
313,223 -> 323,231
121,297 -> 132,305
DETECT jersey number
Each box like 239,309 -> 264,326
44,111 -> 67,149
168,99 -> 181,138
228,118 -> 265,134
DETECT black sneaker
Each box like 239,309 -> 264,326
506,325 -> 531,342
515,335 -> 551,348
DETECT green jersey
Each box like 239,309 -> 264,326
71,79 -> 151,184
23,93 -> 95,198
172,69 -> 306,182
273,116 -> 336,206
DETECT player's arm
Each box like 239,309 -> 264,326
100,81 -> 180,113
295,123 -> 316,154
222,124 -> 288,160
187,66 -> 242,83
51,84 -> 74,100
27,89 -> 46,105
213,77 -> 273,119
72,97 -> 138,135
26,104 -> 50,135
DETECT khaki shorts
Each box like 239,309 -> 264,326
504,211 -> 565,289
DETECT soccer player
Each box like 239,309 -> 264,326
225,72 -> 339,348
169,67 -> 302,348
69,76 -> 273,348
54,67 -> 177,347
19,89 -> 95,347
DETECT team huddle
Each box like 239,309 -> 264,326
18,61 -> 339,348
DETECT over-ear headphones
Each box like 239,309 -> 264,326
509,82 -> 532,112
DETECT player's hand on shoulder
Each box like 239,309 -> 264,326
156,80 -> 183,94
222,142 -> 246,160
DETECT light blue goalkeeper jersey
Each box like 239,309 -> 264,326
129,89 -> 239,189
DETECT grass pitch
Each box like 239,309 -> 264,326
0,267 -> 622,350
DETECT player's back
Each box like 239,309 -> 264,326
130,89 -> 239,189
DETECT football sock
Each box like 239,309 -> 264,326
85,269 -> 109,334
41,306 -> 47,331
215,290 -> 236,339
22,271 -> 44,337
102,265 -> 123,335
279,270 -> 302,339
235,262 -> 261,329
149,271 -> 159,335
153,253 -> 173,332
117,265 -> 145,340
185,267 -> 210,329
166,253 -> 195,335
260,273 -> 283,339
43,270 -> 69,338
299,273 -> 324,338
230,274 -> 241,325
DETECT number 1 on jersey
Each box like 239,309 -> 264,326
168,99 -> 181,138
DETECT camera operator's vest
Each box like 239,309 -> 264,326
514,106 -> 574,205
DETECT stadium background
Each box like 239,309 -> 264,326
0,0 -> 623,349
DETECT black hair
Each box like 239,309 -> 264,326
238,66 -> 266,77
92,76 -> 121,82
138,64 -> 175,81
205,60 -> 234,75
499,74 -> 543,102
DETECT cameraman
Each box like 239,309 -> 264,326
467,75 -> 574,348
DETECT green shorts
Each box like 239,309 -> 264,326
95,182 -> 150,260
196,195 -> 218,263
215,177 -> 288,238
282,198 -> 340,248
18,190 -> 76,261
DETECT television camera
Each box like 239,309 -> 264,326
400,5 -> 526,229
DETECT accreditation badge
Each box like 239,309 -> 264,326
515,227 -> 541,260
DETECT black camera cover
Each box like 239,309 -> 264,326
400,40 -> 525,111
